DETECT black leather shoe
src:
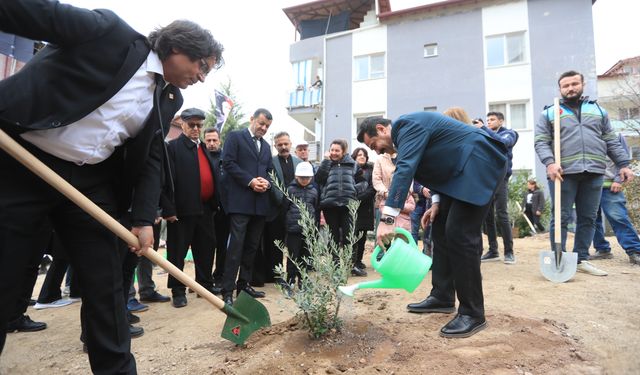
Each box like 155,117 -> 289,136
6,315 -> 47,332
211,285 -> 223,295
351,266 -> 367,277
172,294 -> 187,308
129,324 -> 144,338
140,291 -> 171,303
223,294 -> 233,305
237,285 -> 265,298
127,312 -> 140,324
407,296 -> 455,314
440,314 -> 487,338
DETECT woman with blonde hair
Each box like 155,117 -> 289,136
443,107 -> 472,124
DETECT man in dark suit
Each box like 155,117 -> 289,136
0,1 -> 223,373
256,131 -> 301,286
161,108 -> 219,308
203,127 -> 228,293
358,112 -> 507,339
220,108 -> 274,305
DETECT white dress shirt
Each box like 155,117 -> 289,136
21,51 -> 164,165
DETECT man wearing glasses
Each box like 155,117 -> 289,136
161,108 -> 220,308
0,1 -> 223,372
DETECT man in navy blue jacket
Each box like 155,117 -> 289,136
220,108 -> 274,305
358,112 -> 507,338
478,112 -> 519,264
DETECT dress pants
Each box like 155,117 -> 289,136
222,214 -> 265,295
212,210 -> 229,284
285,232 -> 306,284
166,208 -> 216,293
37,232 -> 81,303
0,143 -> 135,374
429,194 -> 491,318
257,210 -> 286,283
128,221 -> 161,300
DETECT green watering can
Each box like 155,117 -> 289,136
338,227 -> 432,297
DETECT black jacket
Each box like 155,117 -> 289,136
160,134 -> 219,218
315,154 -> 357,208
285,182 -> 319,234
522,188 -> 545,215
354,162 -> 375,231
0,0 -> 182,225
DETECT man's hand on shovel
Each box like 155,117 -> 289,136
546,163 -> 564,182
130,225 -> 154,256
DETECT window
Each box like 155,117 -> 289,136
353,113 -> 384,148
486,32 -> 526,67
489,102 -> 528,130
423,43 -> 438,58
424,106 -> 437,112
354,53 -> 385,81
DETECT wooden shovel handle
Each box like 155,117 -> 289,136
553,98 -> 561,241
0,129 -> 225,310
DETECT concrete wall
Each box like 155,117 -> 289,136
324,34 -> 353,150
385,7 -> 486,119
528,0 -> 597,180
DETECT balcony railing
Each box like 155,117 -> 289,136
289,87 -> 322,109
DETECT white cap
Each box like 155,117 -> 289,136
295,162 -> 314,177
295,140 -> 309,148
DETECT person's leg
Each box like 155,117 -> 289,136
237,216 -> 266,291
445,198 -> 491,318
484,200 -> 498,253
548,176 -> 579,253
494,179 -> 513,256
190,210 -> 215,290
572,174 -> 603,261
166,218 -> 193,295
323,208 -> 342,247
212,211 -> 229,285
264,211 -> 286,283
592,202 -> 611,253
410,202 -> 425,244
136,222 -> 161,298
222,214 -> 251,297
338,206 -> 353,247
428,196 -> 455,303
600,189 -> 640,255
54,190 -> 135,374
286,232 -> 303,285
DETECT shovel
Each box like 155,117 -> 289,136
539,98 -> 577,283
0,129 -> 270,345
515,201 -> 537,235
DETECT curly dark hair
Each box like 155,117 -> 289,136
148,20 -> 224,70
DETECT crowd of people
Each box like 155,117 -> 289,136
1,1 -> 639,373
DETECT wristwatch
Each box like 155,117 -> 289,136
381,215 -> 395,225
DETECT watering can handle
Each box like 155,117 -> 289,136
370,227 -> 419,269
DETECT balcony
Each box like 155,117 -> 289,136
289,87 -> 322,109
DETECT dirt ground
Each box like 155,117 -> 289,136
2,233 -> 639,375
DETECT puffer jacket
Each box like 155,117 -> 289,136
315,154 -> 357,208
534,98 -> 629,175
285,181 -> 318,234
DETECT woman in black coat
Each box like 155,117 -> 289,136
522,179 -> 545,232
315,139 -> 357,249
351,147 -> 375,276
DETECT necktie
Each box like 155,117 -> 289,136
254,136 -> 261,152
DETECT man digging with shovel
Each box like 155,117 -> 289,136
0,1 -> 224,373
535,70 -> 634,278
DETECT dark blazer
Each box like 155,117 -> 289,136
221,129 -> 273,216
0,0 -> 182,225
268,154 -> 301,220
160,134 -> 219,218
387,111 -> 508,208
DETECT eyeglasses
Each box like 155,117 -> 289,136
198,58 -> 211,77
187,122 -> 204,129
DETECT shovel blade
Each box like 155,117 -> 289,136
221,291 -> 271,345
539,250 -> 577,283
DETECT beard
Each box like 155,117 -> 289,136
562,89 -> 583,102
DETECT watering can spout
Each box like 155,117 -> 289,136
338,277 -> 395,297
